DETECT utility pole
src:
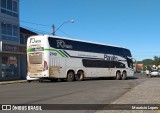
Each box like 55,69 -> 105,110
52,24 -> 55,35
52,20 -> 74,36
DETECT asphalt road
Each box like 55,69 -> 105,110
0,73 -> 148,113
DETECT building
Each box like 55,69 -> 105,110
20,27 -> 37,79
134,64 -> 143,73
0,0 -> 37,81
0,0 -> 21,81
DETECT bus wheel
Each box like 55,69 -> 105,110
39,78 -> 43,83
75,71 -> 84,81
122,72 -> 127,80
116,71 -> 121,80
50,78 -> 58,82
27,80 -> 31,83
67,71 -> 75,82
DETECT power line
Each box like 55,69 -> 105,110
132,51 -> 160,53
57,29 -> 73,38
0,15 -> 74,38
20,20 -> 51,27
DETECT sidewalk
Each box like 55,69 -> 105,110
96,78 -> 160,113
0,80 -> 27,85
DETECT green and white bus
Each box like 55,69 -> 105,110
27,35 -> 134,82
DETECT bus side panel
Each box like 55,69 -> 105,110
126,68 -> 134,77
65,58 -> 84,76
49,57 -> 66,78
84,68 -> 110,77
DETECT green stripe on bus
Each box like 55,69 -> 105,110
44,48 -> 66,57
27,48 -> 33,52
59,50 -> 69,57
45,48 -> 65,57
27,48 -> 70,58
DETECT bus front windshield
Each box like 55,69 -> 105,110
127,57 -> 133,69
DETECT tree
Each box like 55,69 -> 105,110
141,59 -> 153,70
153,56 -> 160,66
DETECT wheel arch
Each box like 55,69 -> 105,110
76,69 -> 85,77
67,69 -> 75,75
122,70 -> 127,80
122,70 -> 127,74
116,70 -> 121,75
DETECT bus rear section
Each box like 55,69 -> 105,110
27,36 -> 49,78
28,52 -> 48,77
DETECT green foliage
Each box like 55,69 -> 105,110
153,56 -> 160,66
138,56 -> 160,70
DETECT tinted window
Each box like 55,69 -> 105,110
151,70 -> 158,72
126,57 -> 133,68
48,37 -> 126,57
123,48 -> 132,57
82,59 -> 110,68
82,59 -> 125,68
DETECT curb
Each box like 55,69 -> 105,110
0,80 -> 27,85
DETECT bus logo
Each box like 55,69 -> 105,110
30,38 -> 41,44
104,54 -> 118,61
57,40 -> 72,49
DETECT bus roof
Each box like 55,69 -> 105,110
35,34 -> 129,50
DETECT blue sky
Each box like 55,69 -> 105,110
20,0 -> 160,61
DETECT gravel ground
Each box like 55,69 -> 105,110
95,78 -> 160,113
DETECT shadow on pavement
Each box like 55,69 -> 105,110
30,76 -> 139,84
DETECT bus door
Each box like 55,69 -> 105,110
126,57 -> 134,76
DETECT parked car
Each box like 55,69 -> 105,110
148,70 -> 160,78
26,74 -> 39,82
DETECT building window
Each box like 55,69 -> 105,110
7,24 -> 12,35
7,0 -> 12,10
1,22 -> 19,42
13,1 -> 17,12
1,0 -> 18,17
1,22 -> 7,34
1,55 -> 19,79
1,0 -> 7,8
13,25 -> 18,36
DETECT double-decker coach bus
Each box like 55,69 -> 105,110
27,35 -> 134,82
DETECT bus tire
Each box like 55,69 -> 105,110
39,78 -> 43,83
122,72 -> 127,80
75,71 -> 84,81
67,71 -> 75,82
27,80 -> 31,83
50,78 -> 58,82
116,71 -> 121,80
